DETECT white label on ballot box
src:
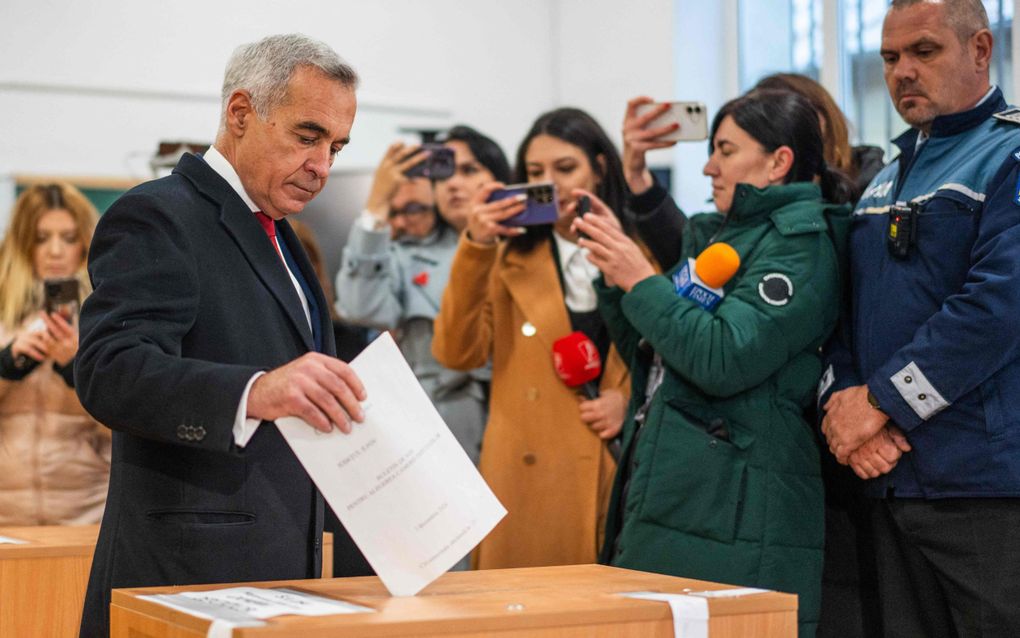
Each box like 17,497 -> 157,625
276,332 -> 507,596
140,586 -> 371,625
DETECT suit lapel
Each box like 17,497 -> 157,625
174,154 -> 314,352
499,239 -> 572,353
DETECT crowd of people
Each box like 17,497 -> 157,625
2,1 -> 1018,637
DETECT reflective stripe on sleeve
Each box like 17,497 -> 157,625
891,361 -> 950,420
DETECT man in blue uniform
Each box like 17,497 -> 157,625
820,1 -> 1020,635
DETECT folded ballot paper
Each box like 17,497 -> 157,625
276,332 -> 507,596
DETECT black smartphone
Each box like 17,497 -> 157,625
44,277 -> 80,321
403,143 -> 456,180
576,195 -> 591,240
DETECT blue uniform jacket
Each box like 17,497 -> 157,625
822,88 -> 1020,498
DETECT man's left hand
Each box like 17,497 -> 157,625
822,384 -> 889,463
847,425 -> 912,479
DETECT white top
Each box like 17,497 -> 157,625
552,230 -> 600,312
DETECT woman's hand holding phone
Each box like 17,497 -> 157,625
622,96 -> 680,196
42,312 -> 78,367
465,183 -> 528,245
572,190 -> 655,292
11,323 -> 50,364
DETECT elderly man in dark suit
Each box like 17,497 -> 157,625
75,34 -> 366,637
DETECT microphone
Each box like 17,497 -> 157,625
552,331 -> 602,400
671,242 -> 741,311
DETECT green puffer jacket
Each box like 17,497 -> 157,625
599,182 -> 850,637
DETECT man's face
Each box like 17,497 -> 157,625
388,179 -> 436,239
233,65 -> 357,219
881,3 -> 990,131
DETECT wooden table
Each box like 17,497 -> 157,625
111,564 -> 797,637
0,526 -> 333,638
0,524 -> 100,637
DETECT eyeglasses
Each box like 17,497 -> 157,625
389,203 -> 433,217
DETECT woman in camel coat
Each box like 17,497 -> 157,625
433,108 -> 632,568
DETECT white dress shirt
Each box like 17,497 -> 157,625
202,146 -> 311,447
552,230 -> 600,312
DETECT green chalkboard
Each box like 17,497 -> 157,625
15,184 -> 130,214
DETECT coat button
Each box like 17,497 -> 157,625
709,439 -> 718,448
904,375 -> 913,383
918,393 -> 927,401
522,453 -> 537,465
521,322 -> 537,337
526,388 -> 539,401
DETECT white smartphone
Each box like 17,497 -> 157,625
635,101 -> 709,142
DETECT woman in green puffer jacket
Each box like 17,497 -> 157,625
572,89 -> 855,637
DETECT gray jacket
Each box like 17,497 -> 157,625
336,221 -> 488,463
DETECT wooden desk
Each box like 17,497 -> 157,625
111,564 -> 797,637
0,524 -> 100,637
0,526 -> 333,638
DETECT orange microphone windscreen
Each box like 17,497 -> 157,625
694,242 -> 741,289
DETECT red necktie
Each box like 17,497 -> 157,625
254,211 -> 284,260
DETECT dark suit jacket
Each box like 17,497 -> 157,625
75,154 -> 367,637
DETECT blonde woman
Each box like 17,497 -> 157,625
0,183 -> 109,525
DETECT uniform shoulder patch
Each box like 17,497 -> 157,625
993,108 -> 1020,126
758,273 -> 793,306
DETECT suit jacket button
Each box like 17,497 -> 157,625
195,426 -> 206,441
522,453 -> 536,465
177,424 -> 187,439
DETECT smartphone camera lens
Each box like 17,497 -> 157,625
531,186 -> 553,204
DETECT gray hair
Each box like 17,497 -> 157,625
889,0 -> 990,42
220,34 -> 358,128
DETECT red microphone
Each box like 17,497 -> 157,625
552,331 -> 602,400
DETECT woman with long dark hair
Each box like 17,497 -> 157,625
574,90 -> 861,636
432,108 -> 633,568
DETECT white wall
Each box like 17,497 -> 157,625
0,0 -> 560,179
0,0 -> 724,226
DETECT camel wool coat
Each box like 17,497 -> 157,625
433,232 -> 629,569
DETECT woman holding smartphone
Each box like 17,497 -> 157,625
432,108 -> 633,569
573,90 -> 864,636
0,182 -> 109,525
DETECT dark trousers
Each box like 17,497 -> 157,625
871,498 -> 1020,638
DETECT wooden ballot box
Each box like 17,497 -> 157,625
0,524 -> 100,637
0,527 -> 333,638
110,564 -> 797,637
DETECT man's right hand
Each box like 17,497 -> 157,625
622,96 -> 679,195
247,353 -> 367,434
365,142 -> 430,221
